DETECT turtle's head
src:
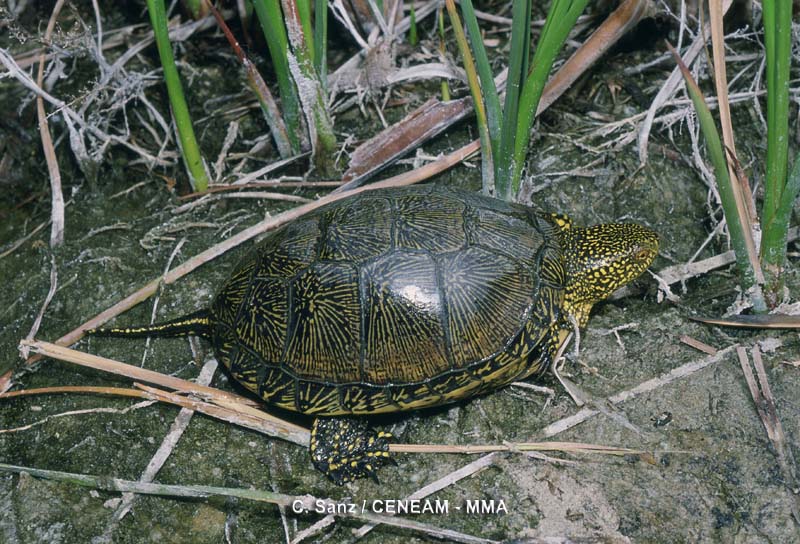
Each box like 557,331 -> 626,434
550,215 -> 659,327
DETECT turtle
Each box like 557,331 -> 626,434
90,185 -> 658,484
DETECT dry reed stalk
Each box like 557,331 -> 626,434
36,0 -> 67,247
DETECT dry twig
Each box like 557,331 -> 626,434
0,220 -> 49,260
0,399 -> 154,435
35,0 -> 66,247
100,358 -> 219,538
20,255 -> 58,360
679,335 -> 718,355
637,0 -> 733,164
178,180 -> 342,200
0,49 -> 168,167
611,227 -> 799,303
338,0 -> 651,190
294,454 -> 499,543
0,463 -> 495,544
540,343 -> 744,437
736,346 -> 800,525
16,340 -> 649,461
708,0 -> 757,222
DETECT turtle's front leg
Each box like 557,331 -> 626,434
310,417 -> 393,485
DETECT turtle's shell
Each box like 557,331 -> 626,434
210,185 -> 567,416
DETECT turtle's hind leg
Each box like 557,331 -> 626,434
310,418 -> 392,485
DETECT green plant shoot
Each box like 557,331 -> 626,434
450,0 -> 588,200
145,0 -> 209,191
445,0 -> 494,192
409,4 -> 418,46
438,9 -> 450,101
670,44 -> 756,286
760,0 -> 798,300
252,0 -> 305,152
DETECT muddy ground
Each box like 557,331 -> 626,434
1,2 -> 799,543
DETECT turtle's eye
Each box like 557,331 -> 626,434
634,246 -> 655,263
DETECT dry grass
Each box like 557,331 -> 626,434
736,346 -> 800,525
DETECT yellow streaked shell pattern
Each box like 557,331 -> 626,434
211,185 -> 566,416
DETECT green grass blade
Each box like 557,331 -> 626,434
496,0 -> 531,198
508,0 -> 589,197
208,3 -> 293,158
314,0 -> 328,83
445,0 -> 494,194
297,0 -> 314,66
409,3 -> 418,46
252,0 -> 304,152
281,0 -> 338,175
762,152 -> 800,268
762,0 -> 776,204
777,153 -> 800,221
669,43 -> 754,285
438,8 -> 450,101
457,0 -> 501,156
145,0 -> 208,191
183,0 -> 205,19
760,0 -> 793,283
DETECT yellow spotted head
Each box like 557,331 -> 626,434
552,216 -> 659,327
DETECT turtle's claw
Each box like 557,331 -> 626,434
310,418 -> 392,485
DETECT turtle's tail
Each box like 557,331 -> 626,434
86,309 -> 212,340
